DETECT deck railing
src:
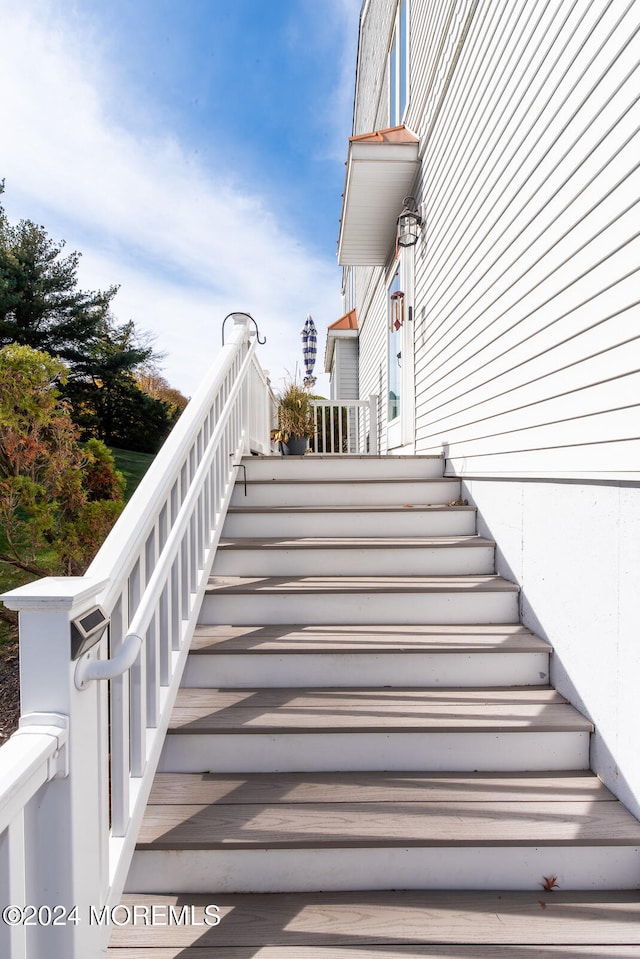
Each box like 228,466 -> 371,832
0,314 -> 273,959
310,396 -> 379,454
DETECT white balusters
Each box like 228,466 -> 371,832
310,396 -> 379,454
0,314 -> 275,958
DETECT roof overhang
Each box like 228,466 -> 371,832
337,126 -> 420,267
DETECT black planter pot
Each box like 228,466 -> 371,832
280,436 -> 308,455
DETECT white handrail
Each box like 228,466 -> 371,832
0,714 -> 69,834
74,337 -> 259,691
74,633 -> 142,689
0,713 -> 69,959
0,313 -> 274,959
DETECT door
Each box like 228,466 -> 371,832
386,250 -> 415,451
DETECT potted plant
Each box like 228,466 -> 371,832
272,380 -> 315,455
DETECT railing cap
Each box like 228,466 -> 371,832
1,576 -> 109,612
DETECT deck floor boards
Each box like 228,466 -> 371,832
106,891 -> 640,951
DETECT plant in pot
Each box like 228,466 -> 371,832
272,380 -> 315,455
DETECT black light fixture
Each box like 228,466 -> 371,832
397,195 -> 422,248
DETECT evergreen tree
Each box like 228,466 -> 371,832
0,183 -> 184,453
0,183 -> 118,363
64,318 -> 180,452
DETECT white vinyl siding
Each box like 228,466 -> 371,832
354,0 -> 396,134
408,0 -> 474,136
357,279 -> 390,441
410,0 -> 640,475
333,339 -> 359,400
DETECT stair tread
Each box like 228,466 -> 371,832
247,453 -> 445,460
168,686 -> 592,734
227,503 -> 475,513
239,477 -> 457,485
206,574 -> 519,595
218,535 -> 494,549
136,796 -> 640,849
149,771 -> 614,805
190,623 -> 550,654
107,890 -> 640,949
107,949 -> 640,958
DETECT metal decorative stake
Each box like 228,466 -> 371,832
221,312 -> 266,346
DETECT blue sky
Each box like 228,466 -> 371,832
0,0 -> 361,395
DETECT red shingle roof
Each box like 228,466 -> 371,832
328,309 -> 358,332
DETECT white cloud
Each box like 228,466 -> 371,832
0,0 -> 351,395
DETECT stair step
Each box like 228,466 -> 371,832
147,770 -> 614,805
190,623 -> 549,653
166,686 -> 586,732
107,890 -> 640,954
137,800 -> 640,851
159,687 -> 591,773
200,574 -> 520,625
241,453 -> 446,480
213,536 -> 495,576
183,623 -> 551,687
230,477 -> 462,507
127,770 -> 640,892
224,503 -> 477,537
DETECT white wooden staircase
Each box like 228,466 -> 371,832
108,455 -> 640,956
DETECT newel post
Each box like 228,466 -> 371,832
368,395 -> 380,454
2,576 -> 110,959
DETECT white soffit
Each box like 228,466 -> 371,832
337,126 -> 420,267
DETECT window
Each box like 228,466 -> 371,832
389,0 -> 409,126
343,267 -> 356,313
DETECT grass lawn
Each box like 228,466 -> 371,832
110,447 -> 155,501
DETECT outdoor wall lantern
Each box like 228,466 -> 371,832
397,195 -> 422,248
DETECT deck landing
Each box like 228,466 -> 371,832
106,890 -> 640,955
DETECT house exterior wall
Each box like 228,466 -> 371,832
354,0 -> 396,133
345,0 -> 640,816
464,475 -> 640,820
335,338 -> 360,400
412,0 -> 640,475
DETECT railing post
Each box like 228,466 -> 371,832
2,577 -> 110,959
368,395 -> 379,454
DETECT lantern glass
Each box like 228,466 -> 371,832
397,211 -> 420,247
397,197 -> 422,248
